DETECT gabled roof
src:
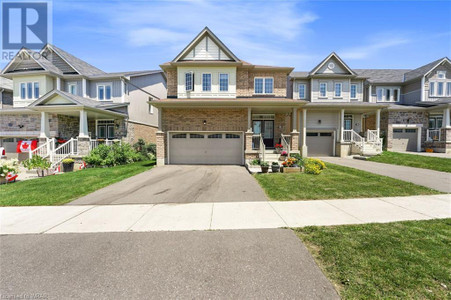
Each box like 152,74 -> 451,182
172,27 -> 240,62
2,48 -> 62,75
0,77 -> 13,90
42,44 -> 105,76
354,69 -> 410,83
309,52 -> 356,76
403,57 -> 450,82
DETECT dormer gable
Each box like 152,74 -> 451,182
41,45 -> 78,75
310,52 -> 356,76
173,27 -> 240,62
2,48 -> 44,73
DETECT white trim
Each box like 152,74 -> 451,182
19,81 -> 40,100
67,82 -> 77,95
219,73 -> 229,92
96,82 -> 113,101
82,78 -> 87,97
202,73 -> 212,92
310,52 -> 356,75
423,57 -> 451,78
254,77 -> 274,95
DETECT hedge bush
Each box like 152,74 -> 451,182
84,143 -> 142,167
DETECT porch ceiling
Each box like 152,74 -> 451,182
30,105 -> 126,119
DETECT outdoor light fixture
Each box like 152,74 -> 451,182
18,125 -> 24,128
203,120 -> 207,125
318,120 -> 322,124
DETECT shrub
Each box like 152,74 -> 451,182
62,158 -> 74,165
304,158 -> 326,175
22,155 -> 51,177
0,159 -> 19,178
84,143 -> 142,167
250,159 -> 261,166
260,161 -> 269,167
133,139 -> 157,160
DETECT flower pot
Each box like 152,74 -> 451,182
271,165 -> 280,173
63,162 -> 74,173
279,156 -> 287,161
282,167 -> 301,173
261,166 -> 269,173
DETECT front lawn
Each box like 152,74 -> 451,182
254,163 -> 440,200
294,219 -> 451,299
368,151 -> 451,173
0,160 -> 155,206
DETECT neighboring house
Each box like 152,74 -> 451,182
0,77 -> 13,109
0,44 -> 166,159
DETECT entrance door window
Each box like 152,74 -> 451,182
429,116 -> 443,129
344,115 -> 353,130
97,120 -> 115,139
253,120 -> 274,147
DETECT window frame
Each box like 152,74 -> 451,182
219,73 -> 229,92
437,71 -> 446,79
202,73 -> 212,92
385,88 -> 391,101
67,82 -> 77,95
20,83 -> 26,99
429,82 -> 435,96
319,82 -> 327,98
376,88 -> 383,101
298,83 -> 306,99
254,77 -> 274,95
350,84 -> 357,99
334,82 -> 342,98
185,72 -> 194,91
437,82 -> 444,96
33,82 -> 39,99
447,82 -> 451,96
148,103 -> 154,114
97,83 -> 112,101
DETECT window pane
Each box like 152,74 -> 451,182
208,134 -> 222,139
428,118 -> 436,129
69,84 -> 76,95
350,84 -> 356,98
429,82 -> 435,96
105,86 -> 112,99
226,134 -> 240,139
185,73 -> 192,91
107,126 -> 114,139
377,89 -> 383,101
98,125 -> 106,138
385,89 -> 391,101
299,84 -> 305,98
335,83 -> 341,97
190,134 -> 204,138
320,83 -> 326,97
172,134 -> 186,139
437,82 -> 443,96
34,82 -> 39,99
437,117 -> 443,128
264,78 -> 273,94
202,74 -> 211,91
20,83 -> 26,99
98,86 -> 104,100
219,74 -> 228,92
255,78 -> 263,94
447,82 -> 451,96
393,89 -> 398,101
27,82 -> 32,99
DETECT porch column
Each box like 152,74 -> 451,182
56,77 -> 61,90
156,131 -> 165,166
121,79 -> 126,103
292,108 -> 298,132
443,107 -> 450,128
158,107 -> 163,131
301,109 -> 308,157
340,109 -> 345,142
247,107 -> 252,132
39,111 -> 50,138
376,109 -> 381,136
368,85 -> 372,102
82,78 -> 87,97
79,110 -> 89,138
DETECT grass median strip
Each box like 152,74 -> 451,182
254,163 -> 441,201
367,151 -> 451,173
294,219 -> 451,299
0,160 -> 155,206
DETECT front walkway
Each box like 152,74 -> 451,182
1,194 -> 449,235
321,157 -> 451,193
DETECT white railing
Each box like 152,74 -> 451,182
367,130 -> 383,152
342,130 -> 353,142
51,138 -> 78,168
343,130 -> 364,149
259,134 -> 266,162
427,129 -> 441,141
90,139 -> 121,150
281,134 -> 291,156
29,138 -> 55,161
252,134 -> 265,162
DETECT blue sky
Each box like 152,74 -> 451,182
3,0 -> 451,72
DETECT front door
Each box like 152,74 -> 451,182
97,124 -> 115,139
253,120 -> 274,148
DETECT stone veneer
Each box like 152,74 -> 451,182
381,111 -> 429,150
123,121 -> 158,144
0,113 -> 58,134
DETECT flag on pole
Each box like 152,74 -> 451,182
17,140 -> 38,153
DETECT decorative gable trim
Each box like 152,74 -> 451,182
310,52 -> 356,76
173,27 -> 240,62
1,48 -> 44,74
423,57 -> 451,78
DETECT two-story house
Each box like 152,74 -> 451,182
0,44 -> 167,159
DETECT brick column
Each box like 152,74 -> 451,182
156,131 -> 165,166
77,137 -> 90,156
245,131 -> 253,151
290,131 -> 299,151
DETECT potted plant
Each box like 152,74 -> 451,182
23,155 -> 51,177
275,143 -> 283,154
0,159 -> 19,184
281,157 -> 301,173
279,150 -> 288,161
62,158 -> 75,172
271,162 -> 280,173
260,161 -> 269,173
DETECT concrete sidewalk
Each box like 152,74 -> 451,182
321,157 -> 451,193
1,194 -> 449,235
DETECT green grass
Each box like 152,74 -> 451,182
0,160 -> 155,206
294,219 -> 451,299
254,163 -> 441,200
368,151 -> 451,173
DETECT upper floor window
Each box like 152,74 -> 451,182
429,82 -> 435,96
437,82 -> 444,96
376,88 -> 383,101
68,83 -> 77,95
97,84 -> 112,101
298,83 -> 306,99
447,82 -> 451,96
437,71 -> 446,79
393,89 -> 399,102
20,82 -> 39,100
254,77 -> 274,94
385,89 -> 391,101
334,83 -> 342,97
219,73 -> 228,92
376,87 -> 399,101
429,115 -> 443,129
319,82 -> 327,97
185,72 -> 194,91
350,84 -> 357,99
202,73 -> 211,92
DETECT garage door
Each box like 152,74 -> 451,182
169,132 -> 243,165
392,128 -> 417,151
306,132 -> 334,156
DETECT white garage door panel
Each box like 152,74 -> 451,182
392,129 -> 417,152
306,132 -> 334,157
169,133 -> 242,165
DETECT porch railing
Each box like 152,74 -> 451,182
51,138 -> 78,168
29,138 -> 55,161
252,134 -> 265,162
343,129 -> 364,149
281,134 -> 291,156
367,130 -> 383,152
90,139 -> 121,150
427,129 -> 441,141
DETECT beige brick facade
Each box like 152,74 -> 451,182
165,68 -> 177,98
124,121 -> 158,144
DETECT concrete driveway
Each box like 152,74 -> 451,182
0,229 -> 339,299
68,165 -> 268,205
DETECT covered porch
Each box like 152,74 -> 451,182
424,103 -> 451,153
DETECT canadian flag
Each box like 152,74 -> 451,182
17,140 -> 38,153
